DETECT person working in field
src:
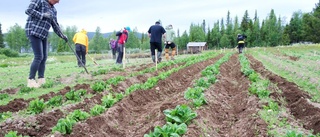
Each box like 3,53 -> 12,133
73,29 -> 89,67
237,34 -> 247,53
148,21 -> 166,63
25,0 -> 68,88
109,38 -> 117,59
116,27 -> 130,64
164,24 -> 176,61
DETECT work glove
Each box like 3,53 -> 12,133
43,12 -> 52,19
62,34 -> 68,43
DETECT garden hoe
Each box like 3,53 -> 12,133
87,53 -> 98,65
123,46 -> 126,69
52,20 -> 89,74
155,50 -> 158,71
66,42 -> 89,74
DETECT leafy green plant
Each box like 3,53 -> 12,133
194,78 -> 210,88
4,131 -> 23,137
106,76 -> 125,85
28,98 -> 46,114
19,87 -> 34,94
75,89 -> 87,96
92,69 -> 108,76
0,112 -> 12,122
65,90 -> 81,101
115,92 -> 124,101
90,105 -> 105,116
263,101 -> 279,112
102,94 -> 117,108
285,130 -> 303,137
46,95 -> 63,107
91,81 -> 106,92
41,80 -> 54,88
249,72 -> 259,82
192,95 -> 207,108
68,110 -> 90,122
0,93 -> 9,100
144,122 -> 187,137
207,75 -> 217,84
52,117 -> 76,134
184,87 -> 204,100
163,105 -> 197,125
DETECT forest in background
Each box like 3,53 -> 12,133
1,1 -> 320,55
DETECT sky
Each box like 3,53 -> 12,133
0,0 -> 318,34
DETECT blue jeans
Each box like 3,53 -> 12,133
28,35 -> 48,79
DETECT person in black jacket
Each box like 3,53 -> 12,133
148,21 -> 166,63
237,34 -> 247,53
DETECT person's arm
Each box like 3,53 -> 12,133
51,16 -> 68,42
25,0 -> 44,19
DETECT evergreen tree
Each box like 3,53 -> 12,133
189,23 -> 205,42
211,21 -> 221,49
251,10 -> 261,47
240,10 -> 250,32
90,27 -> 106,53
0,23 -> 5,48
288,11 -> 303,43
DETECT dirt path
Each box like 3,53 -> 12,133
63,54 -> 224,137
185,54 -> 268,137
247,55 -> 320,134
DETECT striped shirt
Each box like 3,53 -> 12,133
25,0 -> 64,39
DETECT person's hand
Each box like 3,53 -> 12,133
43,12 -> 52,19
62,35 -> 68,43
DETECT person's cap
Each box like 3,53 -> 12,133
124,26 -> 131,31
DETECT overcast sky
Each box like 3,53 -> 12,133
0,0 -> 318,34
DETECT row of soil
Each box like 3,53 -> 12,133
184,54 -> 268,136
0,56 -> 197,136
0,63 -> 184,136
0,63 -> 160,113
0,63 -> 153,98
54,54 -> 225,137
247,55 -> 320,134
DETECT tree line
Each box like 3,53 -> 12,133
0,1 -> 320,54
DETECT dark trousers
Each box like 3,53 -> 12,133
75,43 -> 86,66
111,48 -> 117,59
238,43 -> 245,53
116,44 -> 124,64
150,42 -> 162,55
28,35 -> 48,79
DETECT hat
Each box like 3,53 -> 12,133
125,26 -> 131,31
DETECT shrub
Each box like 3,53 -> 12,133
0,48 -> 19,57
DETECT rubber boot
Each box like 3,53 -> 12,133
157,51 -> 162,63
27,79 -> 40,88
152,55 -> 156,63
165,49 -> 169,61
171,47 -> 176,60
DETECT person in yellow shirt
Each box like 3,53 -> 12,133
73,29 -> 89,67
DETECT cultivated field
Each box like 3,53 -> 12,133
0,45 -> 319,137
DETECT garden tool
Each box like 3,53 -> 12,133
87,53 -> 98,65
52,19 -> 89,74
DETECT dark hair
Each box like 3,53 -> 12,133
155,21 -> 160,24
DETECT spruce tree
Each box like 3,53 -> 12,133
0,23 -> 5,48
